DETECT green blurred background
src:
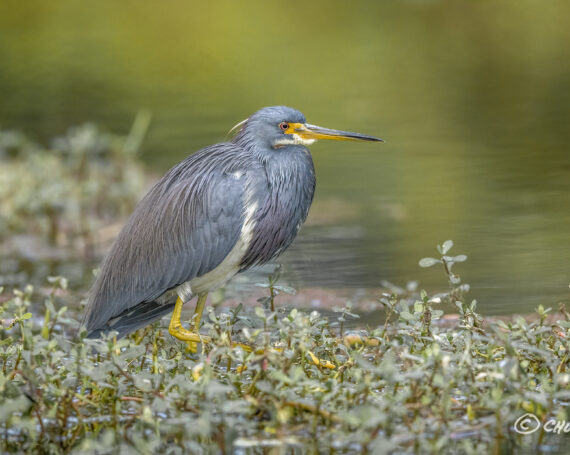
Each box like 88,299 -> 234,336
1,0 -> 569,314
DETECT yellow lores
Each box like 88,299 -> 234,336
284,122 -> 379,141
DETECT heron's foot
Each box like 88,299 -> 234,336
184,334 -> 212,353
186,341 -> 198,353
185,337 -> 249,354
168,321 -> 211,355
168,322 -> 202,341
169,295 -> 211,353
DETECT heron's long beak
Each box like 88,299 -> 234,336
286,123 -> 383,142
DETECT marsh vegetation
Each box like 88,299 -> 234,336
1,126 -> 569,454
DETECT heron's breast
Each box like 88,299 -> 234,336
175,176 -> 259,299
239,159 -> 316,269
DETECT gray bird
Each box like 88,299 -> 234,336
83,106 -> 382,349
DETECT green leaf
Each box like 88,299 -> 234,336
441,240 -> 453,254
270,370 -> 292,384
419,257 -> 441,268
495,320 -> 510,330
273,285 -> 296,295
133,376 -> 153,392
400,311 -> 416,322
431,310 -> 444,320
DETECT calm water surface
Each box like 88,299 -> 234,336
1,0 -> 569,315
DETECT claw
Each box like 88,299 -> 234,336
169,294 -> 209,352
169,297 -> 336,370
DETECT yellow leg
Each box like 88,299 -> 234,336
168,294 -> 254,355
168,294 -> 209,352
191,293 -> 207,330
168,297 -> 335,369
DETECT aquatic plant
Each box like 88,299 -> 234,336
0,113 -> 150,259
1,242 -> 569,454
1,126 -> 568,453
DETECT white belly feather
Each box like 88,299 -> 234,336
173,184 -> 258,302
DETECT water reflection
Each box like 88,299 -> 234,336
1,0 -> 569,315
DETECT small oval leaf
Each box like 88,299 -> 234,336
441,240 -> 454,254
419,257 -> 441,268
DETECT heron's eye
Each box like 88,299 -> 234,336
279,122 -> 289,131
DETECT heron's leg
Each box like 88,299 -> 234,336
185,293 -> 209,352
168,295 -> 210,352
190,293 -> 207,331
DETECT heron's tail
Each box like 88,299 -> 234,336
86,300 -> 175,339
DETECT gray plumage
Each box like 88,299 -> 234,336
84,106 -> 316,337
83,106 -> 381,338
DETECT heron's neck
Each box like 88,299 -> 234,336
262,148 -> 314,187
232,134 -> 314,190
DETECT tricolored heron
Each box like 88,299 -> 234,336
83,106 -> 382,350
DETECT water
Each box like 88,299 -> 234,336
1,0 -> 570,315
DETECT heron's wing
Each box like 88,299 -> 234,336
83,143 -> 254,333
85,300 -> 176,339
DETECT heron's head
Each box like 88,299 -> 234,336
231,106 -> 382,152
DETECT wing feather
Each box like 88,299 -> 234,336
83,143 -> 256,333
